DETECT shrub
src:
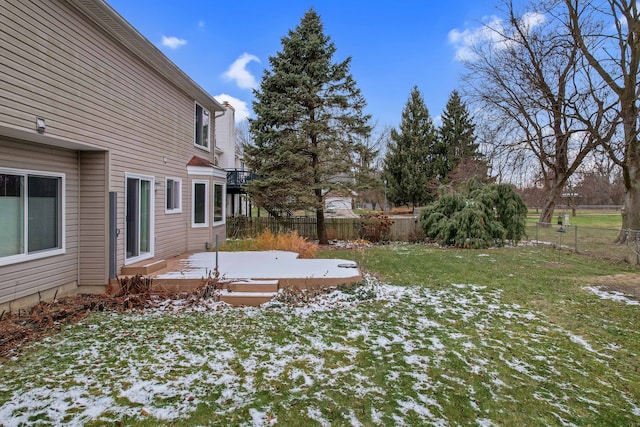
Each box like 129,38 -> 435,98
420,182 -> 527,248
359,213 -> 394,242
224,230 -> 318,258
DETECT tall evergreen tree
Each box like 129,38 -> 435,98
383,86 -> 438,209
245,8 -> 371,244
438,90 -> 483,182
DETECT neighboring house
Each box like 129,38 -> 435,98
215,101 -> 252,216
0,0 -> 227,311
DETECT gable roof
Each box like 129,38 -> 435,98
65,0 -> 224,114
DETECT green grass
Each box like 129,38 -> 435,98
0,245 -> 639,426
528,209 -> 622,229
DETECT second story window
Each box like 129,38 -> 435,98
195,103 -> 210,150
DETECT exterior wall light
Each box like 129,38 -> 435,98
36,117 -> 46,134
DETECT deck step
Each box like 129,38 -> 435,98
218,290 -> 277,307
218,280 -> 279,306
121,259 -> 168,275
225,279 -> 279,293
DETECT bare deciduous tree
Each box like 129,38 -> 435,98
564,0 -> 640,240
462,1 -> 615,223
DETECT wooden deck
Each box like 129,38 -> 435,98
110,252 -> 362,306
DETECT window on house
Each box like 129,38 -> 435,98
195,103 -> 210,150
213,183 -> 224,224
165,178 -> 182,213
0,169 -> 64,265
192,180 -> 208,227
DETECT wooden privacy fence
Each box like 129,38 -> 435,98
226,216 -> 422,242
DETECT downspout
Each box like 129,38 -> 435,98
212,106 -> 226,247
77,153 -> 81,291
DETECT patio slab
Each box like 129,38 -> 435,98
155,250 -> 362,290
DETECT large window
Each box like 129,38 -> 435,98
192,180 -> 209,227
165,178 -> 182,214
0,169 -> 64,265
213,183 -> 224,224
195,103 -> 210,150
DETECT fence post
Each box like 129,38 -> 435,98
535,222 -> 539,245
635,230 -> 640,266
574,225 -> 578,253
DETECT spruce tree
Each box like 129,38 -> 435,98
438,90 -> 483,182
383,86 -> 437,209
245,8 -> 371,244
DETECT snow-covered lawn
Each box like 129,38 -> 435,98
0,274 -> 638,425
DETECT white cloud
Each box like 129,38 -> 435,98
448,16 -> 503,62
223,53 -> 260,90
214,94 -> 251,122
448,12 -> 546,62
161,36 -> 187,49
198,20 -> 206,29
521,12 -> 546,32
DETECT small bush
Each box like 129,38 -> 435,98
224,230 -> 318,258
359,213 -> 394,242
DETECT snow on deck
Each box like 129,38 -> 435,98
155,251 -> 359,280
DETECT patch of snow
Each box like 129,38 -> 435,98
584,286 -> 639,305
307,407 -> 330,425
249,408 -> 276,426
568,333 -> 612,358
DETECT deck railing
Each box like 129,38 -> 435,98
226,170 -> 259,190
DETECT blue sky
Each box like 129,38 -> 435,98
106,0 -> 502,129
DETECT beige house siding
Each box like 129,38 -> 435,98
0,0 -> 227,308
78,151 -> 108,285
0,137 -> 79,306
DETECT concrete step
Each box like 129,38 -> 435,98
121,259 -> 168,275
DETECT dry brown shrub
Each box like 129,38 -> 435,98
244,230 -> 318,258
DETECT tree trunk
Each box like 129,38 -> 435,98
617,177 -> 640,244
316,206 -> 328,244
538,193 -> 557,224
616,98 -> 640,243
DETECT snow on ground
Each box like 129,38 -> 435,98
0,275 -> 638,426
156,250 -> 360,280
584,286 -> 640,305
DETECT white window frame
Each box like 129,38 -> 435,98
192,179 -> 209,228
0,168 -> 66,267
165,177 -> 182,214
213,183 -> 226,225
194,102 -> 211,151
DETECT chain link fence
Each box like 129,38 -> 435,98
526,223 -> 640,264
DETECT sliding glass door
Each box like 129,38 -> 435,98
126,175 -> 153,263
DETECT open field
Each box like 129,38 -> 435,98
0,245 -> 639,426
527,209 -> 622,229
